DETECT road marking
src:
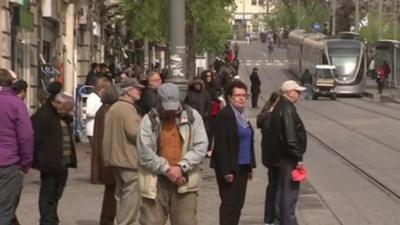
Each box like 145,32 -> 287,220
266,63 -> 272,66
246,60 -> 252,62
275,60 -> 281,62
255,63 -> 261,66
245,63 -> 252,66
277,63 -> 284,66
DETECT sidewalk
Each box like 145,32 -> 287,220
363,78 -> 400,104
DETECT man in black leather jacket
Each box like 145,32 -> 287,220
263,80 -> 307,225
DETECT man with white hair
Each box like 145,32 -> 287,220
31,92 -> 77,225
102,78 -> 144,225
263,80 -> 307,225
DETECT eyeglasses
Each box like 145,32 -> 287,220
232,94 -> 248,98
150,78 -> 162,82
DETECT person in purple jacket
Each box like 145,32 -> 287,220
0,68 -> 34,225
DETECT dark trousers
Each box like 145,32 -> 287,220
276,159 -> 300,225
264,166 -> 279,224
251,92 -> 259,108
0,165 -> 23,225
216,166 -> 250,225
100,184 -> 116,225
11,185 -> 22,225
39,170 -> 68,225
377,78 -> 385,94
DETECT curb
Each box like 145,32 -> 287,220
363,91 -> 400,104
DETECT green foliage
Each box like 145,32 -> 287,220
266,1 -> 329,31
360,12 -> 400,43
187,0 -> 235,55
120,0 -> 235,55
121,0 -> 168,43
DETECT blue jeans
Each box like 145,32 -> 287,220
0,165 -> 23,225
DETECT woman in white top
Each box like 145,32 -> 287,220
86,77 -> 111,148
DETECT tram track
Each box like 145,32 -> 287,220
307,131 -> 400,203
299,103 -> 400,154
336,99 -> 400,122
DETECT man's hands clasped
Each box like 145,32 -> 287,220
166,166 -> 187,186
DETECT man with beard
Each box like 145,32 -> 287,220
137,83 -> 208,225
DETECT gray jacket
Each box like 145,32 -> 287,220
137,106 -> 208,199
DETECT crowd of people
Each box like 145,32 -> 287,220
1,50 -> 308,225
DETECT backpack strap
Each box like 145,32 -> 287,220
182,104 -> 195,124
147,109 -> 159,133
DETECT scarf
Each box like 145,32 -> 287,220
230,104 -> 249,128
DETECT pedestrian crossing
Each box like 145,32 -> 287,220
241,59 -> 288,67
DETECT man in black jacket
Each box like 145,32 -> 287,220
31,93 -> 77,225
264,80 -> 307,225
138,71 -> 162,115
250,67 -> 261,108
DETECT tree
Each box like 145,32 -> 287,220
360,11 -> 400,43
335,0 -> 354,33
266,0 -> 329,31
121,0 -> 235,79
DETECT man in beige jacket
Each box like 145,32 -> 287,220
103,78 -> 144,225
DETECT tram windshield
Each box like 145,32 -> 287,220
329,48 -> 360,80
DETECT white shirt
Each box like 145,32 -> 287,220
369,59 -> 375,71
85,92 -> 102,137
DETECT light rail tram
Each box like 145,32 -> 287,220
287,30 -> 366,95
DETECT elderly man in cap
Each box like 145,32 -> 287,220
263,80 -> 307,225
137,83 -> 208,225
102,78 -> 144,225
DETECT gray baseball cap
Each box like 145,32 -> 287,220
157,83 -> 181,111
119,78 -> 145,89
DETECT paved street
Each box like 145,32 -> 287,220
17,42 -> 400,225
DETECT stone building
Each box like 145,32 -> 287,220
0,0 -> 104,112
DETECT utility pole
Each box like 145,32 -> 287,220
394,0 -> 398,40
297,0 -> 300,29
243,0 -> 246,40
168,0 -> 187,93
355,0 -> 360,32
378,0 -> 383,40
332,0 -> 336,35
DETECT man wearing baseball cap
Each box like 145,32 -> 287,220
102,78 -> 144,225
262,80 -> 307,225
137,83 -> 208,225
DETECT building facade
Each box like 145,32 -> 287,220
233,0 -> 276,40
0,0 -> 104,112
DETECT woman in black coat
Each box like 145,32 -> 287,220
257,91 -> 280,225
210,80 -> 256,225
